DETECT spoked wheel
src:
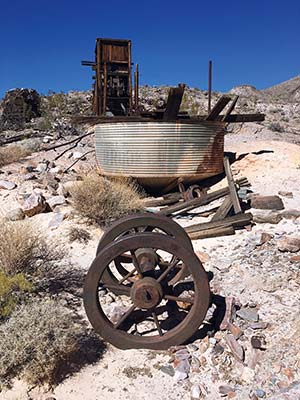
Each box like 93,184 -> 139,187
84,233 -> 210,350
97,214 -> 193,295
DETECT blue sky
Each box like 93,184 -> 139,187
0,0 -> 299,98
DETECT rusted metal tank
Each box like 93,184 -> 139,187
95,120 -> 225,192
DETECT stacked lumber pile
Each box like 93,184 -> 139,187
144,157 -> 253,240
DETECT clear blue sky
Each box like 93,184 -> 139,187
1,0 -> 299,98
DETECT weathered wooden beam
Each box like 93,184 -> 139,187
188,225 -> 235,240
185,212 -> 253,234
224,157 -> 242,214
222,95 -> 239,121
158,177 -> 249,216
163,86 -> 185,121
206,95 -> 232,121
211,195 -> 233,221
223,113 -> 265,123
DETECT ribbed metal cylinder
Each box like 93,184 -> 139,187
95,121 -> 225,188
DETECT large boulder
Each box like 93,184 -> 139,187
0,88 -> 41,130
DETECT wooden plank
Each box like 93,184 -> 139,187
222,95 -> 239,121
211,195 -> 233,221
223,113 -> 265,123
188,226 -> 235,240
163,86 -> 185,121
206,95 -> 231,121
157,177 -> 248,216
185,212 -> 253,234
224,157 -> 242,214
158,187 -> 230,216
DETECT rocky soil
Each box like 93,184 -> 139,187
0,78 -> 300,400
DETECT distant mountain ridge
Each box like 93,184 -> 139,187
230,76 -> 300,103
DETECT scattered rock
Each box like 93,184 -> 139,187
47,195 -> 66,209
249,322 -> 269,330
5,207 -> 25,221
191,384 -> 201,399
281,209 -> 300,219
278,191 -> 293,198
251,335 -> 267,350
252,211 -> 283,224
48,212 -> 65,229
23,172 -> 37,181
35,162 -> 48,173
225,334 -> 244,362
236,308 -> 259,322
257,232 -> 274,246
22,192 -> 47,217
219,385 -> 235,395
250,195 -> 284,210
290,255 -> 300,263
0,180 -> 16,190
255,389 -> 266,398
160,365 -> 175,377
195,250 -> 210,263
73,151 -> 84,160
277,236 -> 300,252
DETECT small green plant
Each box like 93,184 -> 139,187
0,271 -> 32,319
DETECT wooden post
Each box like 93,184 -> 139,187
223,157 -> 242,214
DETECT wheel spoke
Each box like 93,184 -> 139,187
130,250 -> 143,278
118,267 -> 137,284
152,311 -> 163,336
164,294 -> 194,304
157,257 -> 180,283
102,284 -> 131,295
114,304 -> 136,329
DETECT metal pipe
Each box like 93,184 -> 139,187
134,64 -> 139,112
208,60 -> 212,113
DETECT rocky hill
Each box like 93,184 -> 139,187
0,76 -> 300,146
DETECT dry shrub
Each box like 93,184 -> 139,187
0,300 -> 82,386
0,221 -> 64,277
68,226 -> 91,243
70,174 -> 144,224
0,145 -> 30,167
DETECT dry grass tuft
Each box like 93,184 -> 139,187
70,174 -> 144,225
0,145 -> 30,167
0,300 -> 82,386
0,221 -> 64,277
68,226 -> 91,244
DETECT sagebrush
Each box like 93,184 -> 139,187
0,300 -> 82,386
0,221 -> 64,277
70,174 -> 144,224
0,145 -> 30,167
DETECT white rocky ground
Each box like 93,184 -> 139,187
0,128 -> 300,400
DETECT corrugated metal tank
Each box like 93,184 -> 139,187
95,121 -> 225,192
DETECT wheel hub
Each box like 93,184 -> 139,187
130,277 -> 163,309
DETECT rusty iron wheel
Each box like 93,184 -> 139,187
84,233 -> 210,350
97,213 -> 193,294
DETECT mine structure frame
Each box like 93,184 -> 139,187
82,38 -> 133,116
